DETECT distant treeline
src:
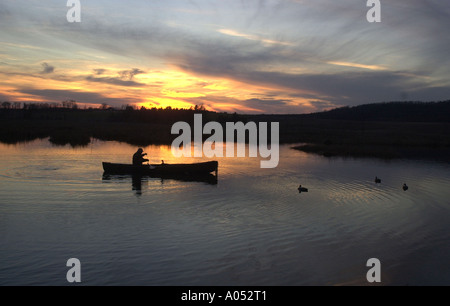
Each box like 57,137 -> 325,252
2,100 -> 450,122
0,106 -> 243,147
0,106 -> 241,124
0,100 -> 209,112
1,101 -> 450,160
303,100 -> 450,122
1,100 -> 81,110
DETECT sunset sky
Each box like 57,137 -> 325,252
1,0 -> 449,114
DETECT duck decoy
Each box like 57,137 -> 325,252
402,183 -> 408,191
375,176 -> 381,183
298,185 -> 308,193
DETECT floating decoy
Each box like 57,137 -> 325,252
403,183 -> 408,191
375,176 -> 381,183
298,185 -> 308,192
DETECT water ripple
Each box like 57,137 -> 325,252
1,142 -> 450,285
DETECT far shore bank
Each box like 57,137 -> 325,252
291,143 -> 450,162
1,106 -> 450,161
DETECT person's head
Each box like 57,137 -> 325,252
137,148 -> 143,153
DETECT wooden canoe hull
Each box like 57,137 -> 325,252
102,161 -> 218,176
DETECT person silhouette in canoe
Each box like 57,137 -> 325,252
132,148 -> 149,166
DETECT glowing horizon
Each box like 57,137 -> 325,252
1,1 -> 450,114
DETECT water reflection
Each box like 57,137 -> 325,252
132,175 -> 144,196
2,139 -> 450,285
102,173 -> 218,196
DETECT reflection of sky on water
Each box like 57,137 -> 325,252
1,139 -> 450,285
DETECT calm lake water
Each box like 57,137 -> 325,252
1,139 -> 450,286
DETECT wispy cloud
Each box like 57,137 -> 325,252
17,89 -> 136,106
327,61 -> 387,71
40,62 -> 55,74
218,28 -> 293,46
118,68 -> 145,81
85,75 -> 145,87
84,68 -> 146,87
0,42 -> 42,50
1,0 -> 449,113
93,69 -> 107,75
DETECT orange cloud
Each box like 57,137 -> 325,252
327,61 -> 387,71
218,29 -> 293,46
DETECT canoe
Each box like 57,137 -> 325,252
102,161 -> 218,176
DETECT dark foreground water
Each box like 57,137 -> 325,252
1,139 -> 450,285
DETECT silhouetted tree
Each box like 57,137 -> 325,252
62,100 -> 78,109
194,104 -> 206,111
1,101 -> 11,109
125,104 -> 135,111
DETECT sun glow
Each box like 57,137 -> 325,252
1,54 -> 318,113
138,97 -> 194,110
